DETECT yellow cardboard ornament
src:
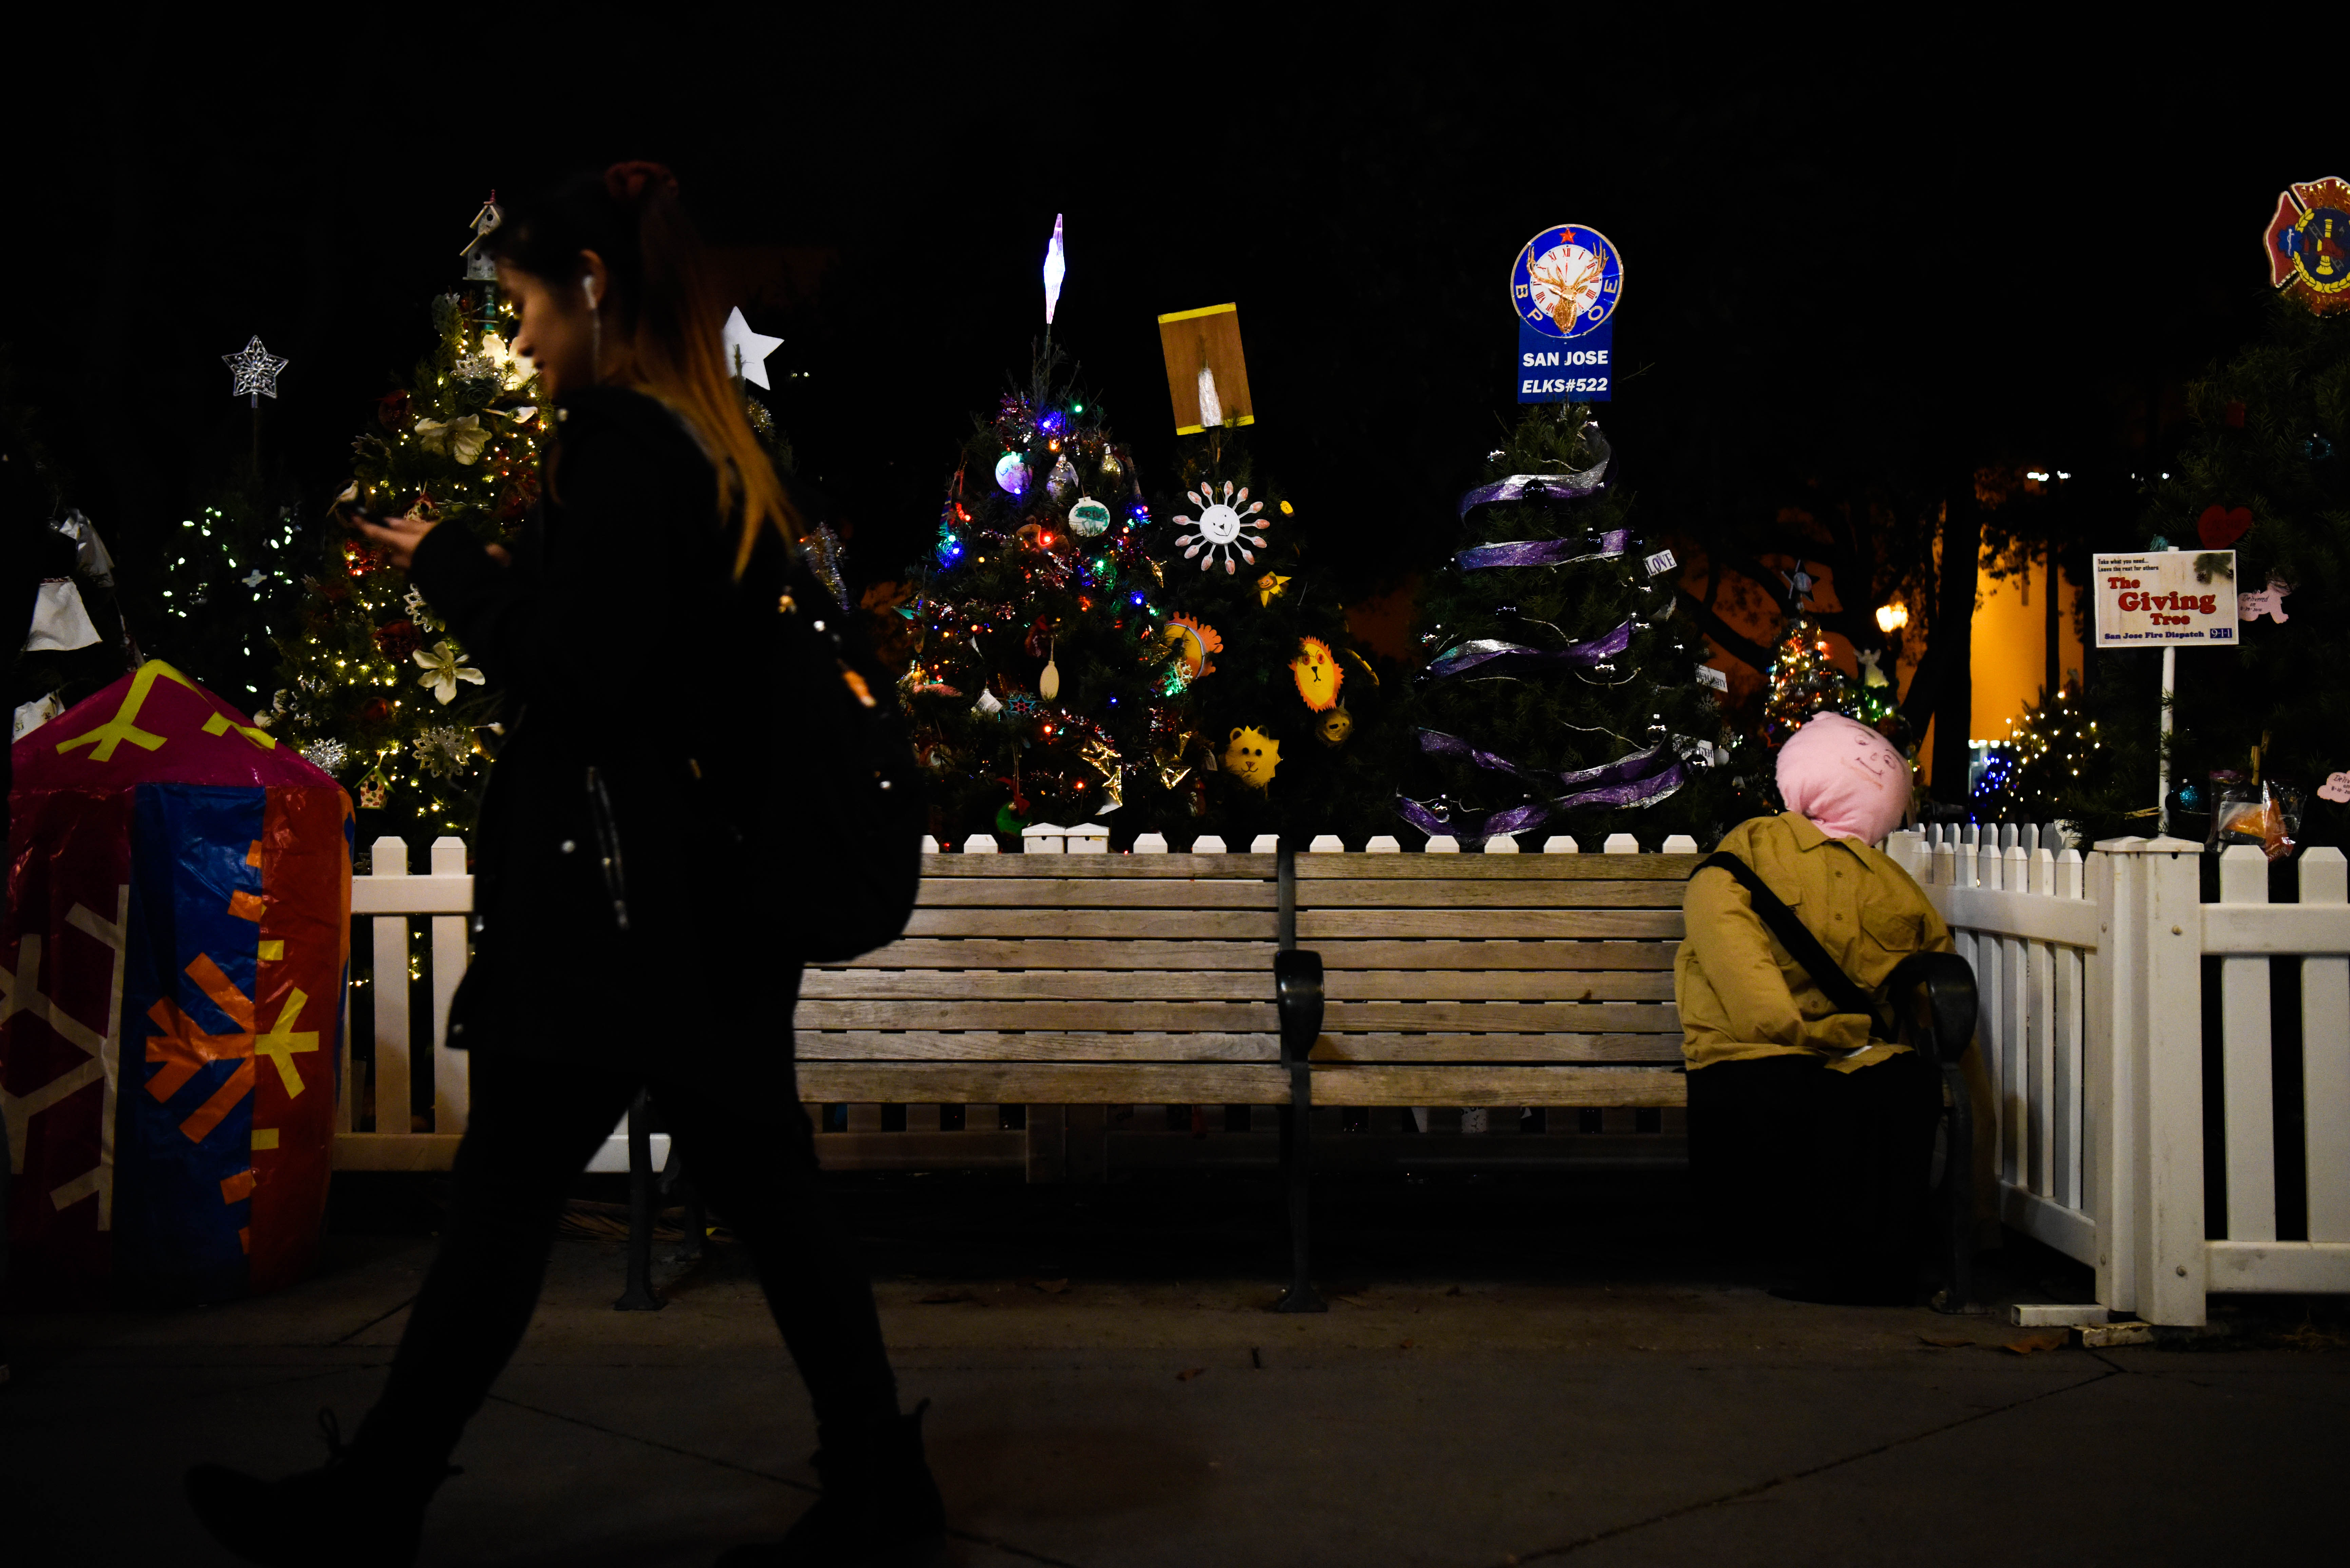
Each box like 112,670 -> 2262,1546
1222,725 -> 1280,790
1290,637 -> 1343,711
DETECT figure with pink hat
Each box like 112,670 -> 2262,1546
1673,712 -> 1976,1304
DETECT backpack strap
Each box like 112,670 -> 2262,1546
1693,851 -> 1888,1041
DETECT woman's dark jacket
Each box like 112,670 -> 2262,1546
408,388 -> 786,1063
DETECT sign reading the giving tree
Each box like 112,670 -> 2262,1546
1512,225 -> 1622,403
2093,551 -> 2237,647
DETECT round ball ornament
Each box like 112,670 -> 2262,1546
1067,495 -> 1112,537
994,451 -> 1032,495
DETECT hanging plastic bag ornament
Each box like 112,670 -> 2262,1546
1048,453 -> 1079,504
1173,481 -> 1269,574
1222,725 -> 1280,790
1067,496 -> 1112,537
1040,639 -> 1061,701
1290,636 -> 1343,711
994,451 -> 1031,495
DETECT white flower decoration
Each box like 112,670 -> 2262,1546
414,639 -> 485,704
1172,481 -> 1268,575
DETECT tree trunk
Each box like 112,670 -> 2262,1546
1932,473 -> 1981,805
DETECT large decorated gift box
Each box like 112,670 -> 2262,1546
5,662 -> 351,1303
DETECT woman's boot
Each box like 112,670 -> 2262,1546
717,1401 -> 946,1567
185,1410 -> 457,1568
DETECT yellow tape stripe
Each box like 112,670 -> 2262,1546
1174,416 -> 1257,435
1157,303 -> 1239,325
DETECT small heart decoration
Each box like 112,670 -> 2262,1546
2320,772 -> 2350,805
2197,504 -> 2253,548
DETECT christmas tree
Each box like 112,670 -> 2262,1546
263,198 -> 542,848
1966,684 -> 2096,823
150,483 -> 301,710
2056,290 -> 2350,849
1406,404 -> 1740,846
903,346 -> 1178,842
1145,431 -> 1404,844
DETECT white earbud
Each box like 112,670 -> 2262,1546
581,275 -> 599,309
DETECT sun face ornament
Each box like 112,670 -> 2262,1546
1173,481 -> 1268,574
1289,636 -> 1343,711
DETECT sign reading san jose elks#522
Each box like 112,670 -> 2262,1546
2093,551 -> 2237,647
1513,225 -> 1621,403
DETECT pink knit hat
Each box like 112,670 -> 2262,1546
1776,711 -> 1910,845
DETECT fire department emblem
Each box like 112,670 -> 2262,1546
2264,176 -> 2350,314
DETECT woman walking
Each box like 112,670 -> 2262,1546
186,164 -> 944,1568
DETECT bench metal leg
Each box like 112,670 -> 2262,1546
1932,1062 -> 1977,1315
615,1089 -> 665,1311
1276,1062 -> 1326,1313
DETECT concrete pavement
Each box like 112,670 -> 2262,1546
4,1170 -> 2341,1564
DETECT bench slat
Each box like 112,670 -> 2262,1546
1294,854 -> 1700,880
906,909 -> 1281,939
796,1000 -> 1276,1031
797,1062 -> 1290,1103
1299,880 -> 1686,909
796,1031 -> 1276,1061
1319,1001 -> 1679,1032
1298,909 -> 1682,940
1308,1032 -> 1684,1063
1325,970 -> 1674,1000
1310,1064 -> 1685,1107
918,878 -> 1276,909
802,969 -> 1272,1000
1309,940 -> 1677,971
921,854 -> 1277,878
821,939 -> 1280,972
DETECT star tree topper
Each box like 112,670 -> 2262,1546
720,307 -> 784,390
222,335 -> 288,405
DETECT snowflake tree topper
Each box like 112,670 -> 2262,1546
222,335 -> 288,405
1172,481 -> 1268,574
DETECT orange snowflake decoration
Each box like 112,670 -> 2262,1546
1290,637 -> 1343,711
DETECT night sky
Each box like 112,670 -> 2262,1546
6,24 -> 2267,619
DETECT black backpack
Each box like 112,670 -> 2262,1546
734,549 -> 926,964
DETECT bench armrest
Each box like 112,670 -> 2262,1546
1274,948 -> 1325,1065
1884,951 -> 1978,1066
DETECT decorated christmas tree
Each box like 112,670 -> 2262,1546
1757,575 -> 1853,747
2052,185 -> 2350,849
151,481 -> 301,711
902,345 -> 1179,842
262,198 -> 541,847
1405,404 -> 1739,846
1145,432 -> 1403,843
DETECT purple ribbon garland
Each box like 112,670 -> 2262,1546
1396,734 -> 1692,840
1456,471 -> 1609,518
1454,529 -> 1630,571
1392,764 -> 1689,842
1421,617 -> 1636,680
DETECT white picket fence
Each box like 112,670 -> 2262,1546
336,821 -> 2350,1325
1891,824 -> 2350,1325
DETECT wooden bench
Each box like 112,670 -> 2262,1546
1295,844 -> 1696,1117
795,849 -> 1296,1183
